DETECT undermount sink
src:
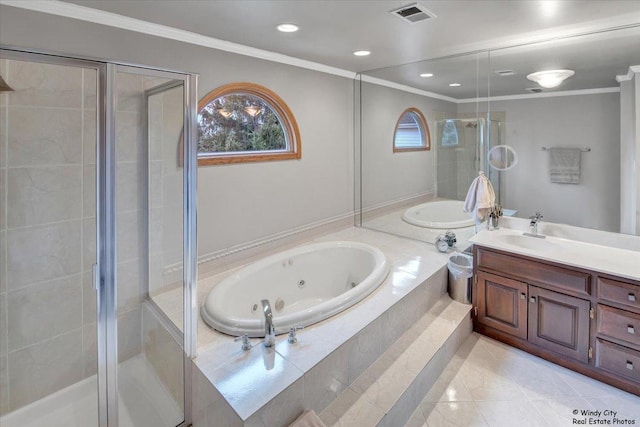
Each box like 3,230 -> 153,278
497,234 -> 561,252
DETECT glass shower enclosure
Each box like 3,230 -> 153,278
435,117 -> 502,203
0,49 -> 197,427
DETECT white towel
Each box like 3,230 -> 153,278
549,147 -> 581,184
463,171 -> 496,224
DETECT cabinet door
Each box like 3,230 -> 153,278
477,271 -> 528,339
528,286 -> 591,363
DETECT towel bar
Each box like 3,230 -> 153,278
541,146 -> 591,152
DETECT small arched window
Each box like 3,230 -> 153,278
393,108 -> 431,152
197,82 -> 301,165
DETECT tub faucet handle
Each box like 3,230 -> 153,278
234,333 -> 252,351
288,326 -> 304,344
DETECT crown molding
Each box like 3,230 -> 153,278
616,65 -> 640,83
458,87 -> 620,103
0,0 -> 356,79
359,75 -> 458,103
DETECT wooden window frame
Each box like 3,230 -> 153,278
196,82 -> 301,166
392,107 -> 431,153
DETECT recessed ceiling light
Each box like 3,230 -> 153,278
277,23 -> 299,33
353,50 -> 371,57
420,73 -> 434,77
449,83 -> 461,87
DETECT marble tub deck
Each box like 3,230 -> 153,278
155,226 -> 459,425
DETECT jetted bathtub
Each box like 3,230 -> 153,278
201,241 -> 389,337
402,200 -> 474,229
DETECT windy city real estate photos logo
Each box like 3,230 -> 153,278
572,409 -> 636,425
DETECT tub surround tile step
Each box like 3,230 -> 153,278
319,297 -> 472,427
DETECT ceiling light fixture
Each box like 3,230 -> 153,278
526,69 -> 575,88
353,50 -> 371,57
449,83 -> 461,87
277,23 -> 299,33
420,73 -> 434,77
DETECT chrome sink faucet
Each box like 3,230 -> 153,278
524,212 -> 545,238
261,299 -> 276,347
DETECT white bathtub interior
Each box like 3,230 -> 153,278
200,241 -> 389,337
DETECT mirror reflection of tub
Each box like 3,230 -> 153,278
201,241 -> 389,337
402,200 -> 475,229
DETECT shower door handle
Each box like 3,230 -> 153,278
92,263 -> 100,291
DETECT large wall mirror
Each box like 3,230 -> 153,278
357,24 -> 640,245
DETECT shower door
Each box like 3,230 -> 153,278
0,50 -> 197,427
103,64 -> 197,427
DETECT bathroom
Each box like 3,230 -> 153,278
1,1 -> 640,427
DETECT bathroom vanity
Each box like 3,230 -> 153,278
469,228 -> 640,396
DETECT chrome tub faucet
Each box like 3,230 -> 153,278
261,299 -> 276,347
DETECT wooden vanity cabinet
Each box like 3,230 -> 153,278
473,245 -> 640,396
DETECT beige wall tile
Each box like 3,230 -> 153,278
8,107 -> 82,166
7,220 -> 81,290
0,292 -> 6,356
117,210 -> 141,263
7,60 -> 82,108
116,111 -> 143,162
7,274 -> 82,351
117,258 -> 143,311
83,68 -> 97,110
0,354 -> 7,415
82,323 -> 97,378
0,107 -> 6,168
82,217 -> 96,271
82,271 -> 97,326
83,164 -> 96,218
0,230 -> 5,293
116,161 -> 142,213
83,109 -> 97,165
7,166 -> 82,227
116,72 -> 143,112
8,329 -> 83,411
0,168 -> 5,230
118,307 -> 141,363
149,160 -> 163,209
148,95 -> 163,161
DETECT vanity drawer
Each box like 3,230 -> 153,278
595,339 -> 640,383
597,305 -> 640,348
597,277 -> 640,313
476,248 -> 590,296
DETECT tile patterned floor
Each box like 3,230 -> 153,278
406,333 -> 640,427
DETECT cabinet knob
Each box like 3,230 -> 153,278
629,293 -> 637,302
628,325 -> 636,334
529,296 -> 537,304
520,292 -> 526,300
626,361 -> 634,371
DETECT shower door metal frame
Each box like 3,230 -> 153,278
0,47 -> 198,427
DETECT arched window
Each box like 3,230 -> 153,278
393,108 -> 431,152
197,82 -> 301,165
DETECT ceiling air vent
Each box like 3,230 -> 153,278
525,87 -> 544,93
495,69 -> 516,77
390,3 -> 437,23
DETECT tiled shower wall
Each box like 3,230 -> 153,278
0,60 -> 145,415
